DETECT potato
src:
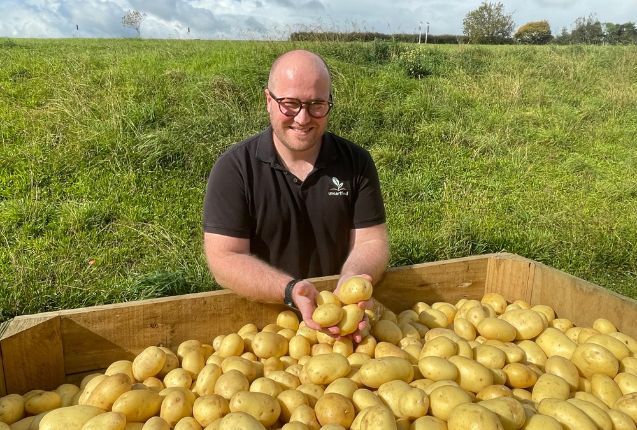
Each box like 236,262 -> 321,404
537,398 -> 597,430
251,332 -> 288,359
571,343 -> 619,378
615,372 -> 637,395
481,293 -> 507,315
160,389 -> 193,427
544,356 -> 579,391
112,389 -> 162,422
350,406 -> 397,430
296,384 -> 324,408
312,304 -> 344,328
535,328 -> 576,359
607,409 -> 637,430
131,346 -> 167,382
474,344 -> 507,369
449,355 -> 494,393
173,417 -> 201,430
55,384 -> 81,407
336,277 -> 373,305
314,393 -> 355,428
276,389 -> 308,422
163,368 -> 193,389
550,318 -> 574,333
375,342 -> 409,359
399,387 -> 429,420
191,395 -> 229,427
376,380 -> 412,417
289,404 -> 320,430
516,340 -> 547,369
591,373 -> 623,408
82,373 -> 131,410
429,385 -> 473,421
38,405 -> 104,430
418,356 -> 459,382
454,317 -> 477,341
250,377 -> 283,397
476,384 -> 513,401
410,415 -> 447,430
325,378 -> 358,399
221,356 -> 258,382
479,397 -> 525,430
359,357 -> 414,388
614,393 -> 637,423
181,349 -> 206,377
277,310 -> 300,331
77,375 -> 107,405
193,364 -> 223,396
523,413 -> 564,430
609,332 -> 637,355
217,411 -> 266,430
586,334 -> 631,361
338,304 -> 365,336
622,357 -> 637,375
281,423 -> 310,430
447,403 -> 504,430
500,309 -> 545,340
532,373 -> 570,403
304,353 -> 351,385
420,336 -> 458,359
477,318 -> 517,342
214,369 -> 249,400
105,361 -> 135,382
0,394 -> 25,424
228,391 -> 280,427
489,342 -> 526,364
81,411 -> 127,430
567,398 -> 612,430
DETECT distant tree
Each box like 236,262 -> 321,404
514,20 -> 553,44
554,26 -> 572,45
603,22 -> 637,45
463,1 -> 515,44
570,15 -> 604,44
122,10 -> 146,38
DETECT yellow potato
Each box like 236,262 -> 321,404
132,346 -> 167,381
532,373 -> 570,403
163,368 -> 193,389
160,389 -> 193,427
192,395 -> 229,427
622,357 -> 637,375
359,357 -> 414,388
229,391 -> 280,427
276,389 -> 308,422
377,380 -> 412,417
574,391 -> 609,410
615,372 -> 637,395
313,304 -> 344,328
535,328 -> 577,359
277,310 -> 300,331
607,409 -> 637,430
544,355 -> 579,391
315,393 -> 355,428
336,277 -> 373,305
112,389 -> 163,422
55,383 -> 81,407
474,344 -> 507,369
591,373 -> 623,408
105,361 -> 135,382
550,318 -> 574,333
317,290 -> 341,306
222,356 -> 259,382
420,336 -> 458,359
38,405 -> 104,430
267,370 -> 300,390
523,413 -> 564,430
537,398 -> 597,430
217,333 -> 245,358
250,377 -> 283,397
81,412 -> 127,430
500,309 -> 545,340
351,388 -> 383,412
429,385 -> 473,421
477,318 -> 517,342
516,340 -> 547,369
181,349 -> 206,378
0,394 -> 25,424
609,332 -> 637,355
447,403 -> 504,430
82,373 -> 131,410
350,405 -> 396,430
374,341 -> 408,359
566,398 -> 612,430
571,343 -> 619,378
419,308 -> 449,329
449,355 -> 494,393
614,393 -> 637,424
578,328 -> 601,344
418,356 -> 459,382
453,317 -> 477,341
481,293 -> 507,315
592,318 -> 617,334
503,363 -> 537,389
289,404 -> 320,430
479,397 -> 526,430
304,353 -> 351,385
476,384 -> 513,401
410,415 -> 448,430
214,369 -> 249,400
251,332 -> 288,359
193,363 -> 222,396
355,335 -> 377,356
325,378 -> 358,399
531,305 -> 555,323
586,334 -> 631,361
217,411 -> 266,430
338,304 -> 365,336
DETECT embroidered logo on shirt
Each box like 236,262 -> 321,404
328,177 -> 349,196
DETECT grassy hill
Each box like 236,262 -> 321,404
1,38 -> 636,321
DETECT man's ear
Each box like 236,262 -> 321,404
264,89 -> 272,113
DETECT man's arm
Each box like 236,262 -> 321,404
204,232 -> 321,329
338,223 -> 390,287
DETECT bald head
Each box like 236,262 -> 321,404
267,50 -> 331,95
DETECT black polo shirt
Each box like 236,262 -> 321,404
203,127 -> 385,279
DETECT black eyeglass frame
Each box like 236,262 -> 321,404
267,89 -> 334,119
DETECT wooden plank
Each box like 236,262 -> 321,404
60,290 -> 286,375
0,321 -> 7,395
0,315 -> 65,395
530,262 -> 637,338
484,253 -> 536,303
372,255 -> 490,311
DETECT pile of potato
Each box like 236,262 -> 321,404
1,286 -> 637,430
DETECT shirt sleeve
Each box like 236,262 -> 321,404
352,149 -> 386,229
202,151 -> 252,238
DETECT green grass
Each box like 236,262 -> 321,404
1,39 -> 636,321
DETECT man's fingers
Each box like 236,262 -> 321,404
358,298 -> 374,310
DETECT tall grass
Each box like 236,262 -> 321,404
1,39 -> 636,321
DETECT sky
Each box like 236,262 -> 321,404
0,0 -> 635,40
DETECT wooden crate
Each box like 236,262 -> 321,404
1,252 -> 635,396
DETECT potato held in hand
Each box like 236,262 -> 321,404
336,276 -> 373,305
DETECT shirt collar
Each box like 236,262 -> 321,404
255,126 -> 338,170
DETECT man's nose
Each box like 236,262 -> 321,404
294,106 -> 312,125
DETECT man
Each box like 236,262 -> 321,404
202,50 -> 389,340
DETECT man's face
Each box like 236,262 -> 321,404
266,72 -> 331,155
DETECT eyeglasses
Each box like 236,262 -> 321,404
267,89 -> 333,119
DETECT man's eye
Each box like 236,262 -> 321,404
281,101 -> 301,109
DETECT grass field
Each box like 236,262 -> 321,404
1,38 -> 636,322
